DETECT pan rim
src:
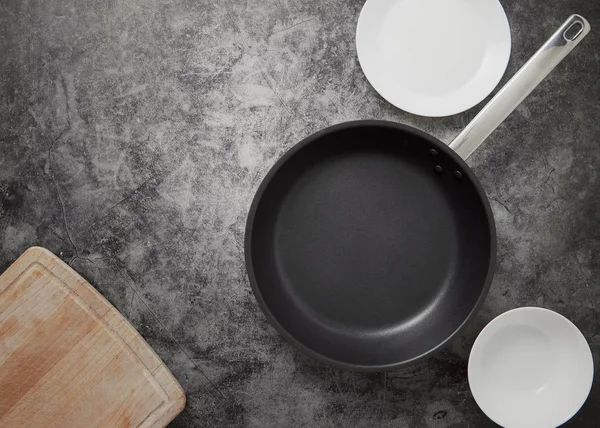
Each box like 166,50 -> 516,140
244,120 -> 497,371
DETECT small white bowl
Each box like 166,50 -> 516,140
468,307 -> 594,428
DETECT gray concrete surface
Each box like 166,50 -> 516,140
1,0 -> 599,426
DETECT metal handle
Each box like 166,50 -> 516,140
449,15 -> 591,160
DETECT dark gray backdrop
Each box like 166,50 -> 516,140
1,0 -> 599,426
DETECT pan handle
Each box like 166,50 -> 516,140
449,15 -> 590,160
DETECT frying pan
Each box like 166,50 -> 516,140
245,16 -> 590,371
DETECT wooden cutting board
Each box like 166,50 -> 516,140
0,247 -> 185,428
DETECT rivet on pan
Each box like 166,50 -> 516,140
429,149 -> 438,157
452,170 -> 463,180
433,165 -> 443,174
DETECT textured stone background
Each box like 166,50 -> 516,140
1,0 -> 599,426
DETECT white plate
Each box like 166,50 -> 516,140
468,307 -> 594,428
356,0 -> 511,117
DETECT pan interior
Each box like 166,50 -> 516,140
248,124 -> 493,368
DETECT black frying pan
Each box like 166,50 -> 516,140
245,16 -> 589,370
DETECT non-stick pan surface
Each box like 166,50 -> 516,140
245,121 -> 496,370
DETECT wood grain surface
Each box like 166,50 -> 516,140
0,247 -> 185,428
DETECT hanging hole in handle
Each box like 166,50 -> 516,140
564,21 -> 584,41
